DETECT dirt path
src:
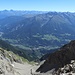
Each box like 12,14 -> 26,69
14,62 -> 38,75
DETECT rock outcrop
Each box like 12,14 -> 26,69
0,47 -> 23,75
36,40 -> 75,73
0,47 -> 39,75
53,60 -> 75,75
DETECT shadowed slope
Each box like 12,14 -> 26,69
36,40 -> 75,72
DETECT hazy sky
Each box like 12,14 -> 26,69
0,0 -> 75,12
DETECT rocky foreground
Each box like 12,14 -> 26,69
1,40 -> 75,75
0,47 -> 40,75
53,60 -> 75,75
35,40 -> 75,75
37,60 -> 75,75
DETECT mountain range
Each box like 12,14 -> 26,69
0,11 -> 75,59
0,10 -> 47,19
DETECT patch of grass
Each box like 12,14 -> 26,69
33,33 -> 42,38
42,34 -> 60,41
2,38 -> 18,44
61,33 -> 71,36
4,50 -> 29,63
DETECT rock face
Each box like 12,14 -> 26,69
36,40 -> 75,73
0,47 -> 23,75
53,60 -> 75,75
0,47 -> 39,75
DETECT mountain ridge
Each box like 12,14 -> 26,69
0,11 -> 75,59
36,40 -> 75,73
0,10 -> 47,19
1,12 -> 75,47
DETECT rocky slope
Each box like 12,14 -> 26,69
0,47 -> 39,75
0,39 -> 41,61
36,40 -> 75,75
0,47 -> 23,75
0,39 -> 40,75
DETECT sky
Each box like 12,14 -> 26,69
0,0 -> 75,12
